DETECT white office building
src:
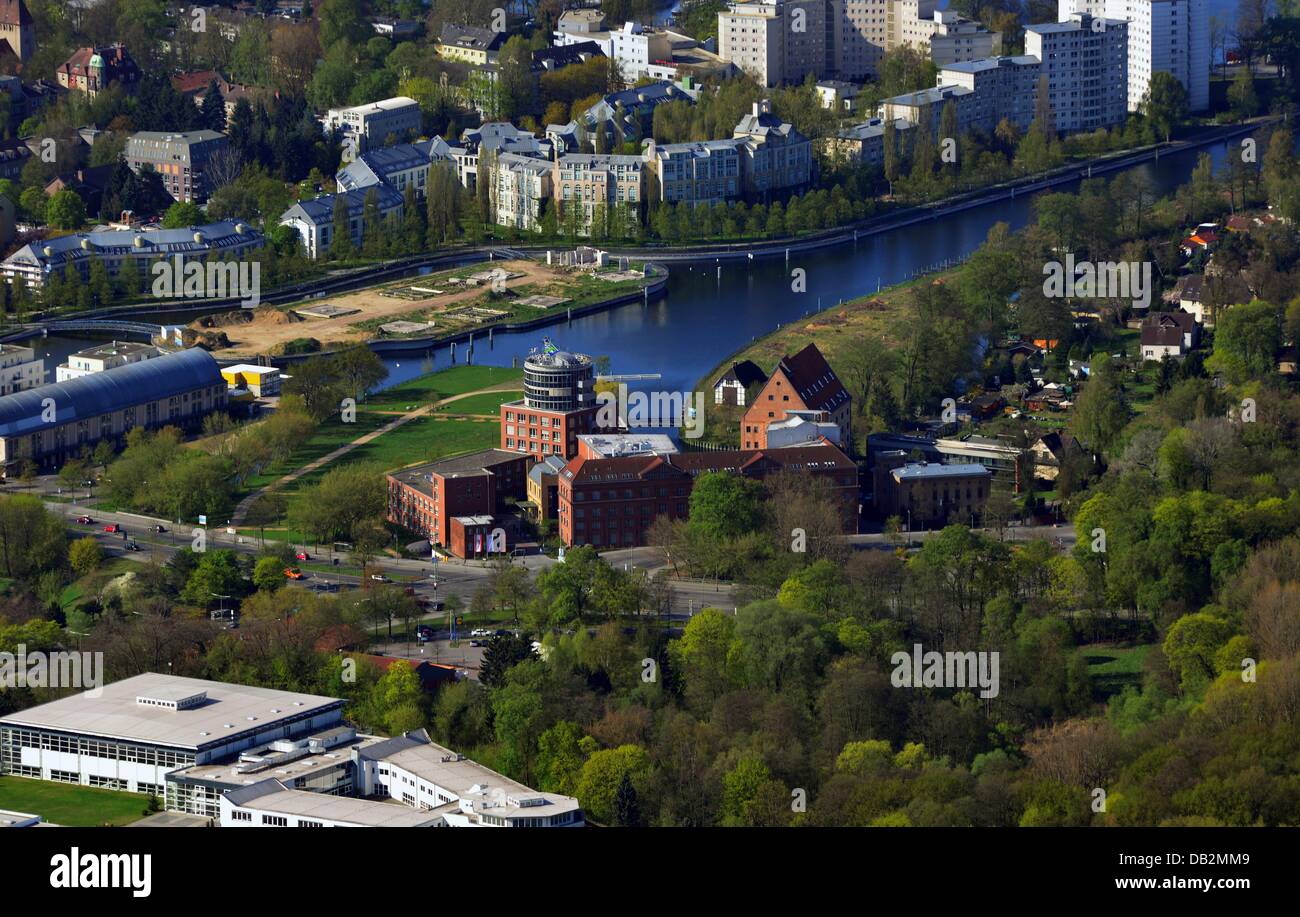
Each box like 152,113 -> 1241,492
55,340 -> 160,382
322,97 -> 421,150
0,674 -> 345,802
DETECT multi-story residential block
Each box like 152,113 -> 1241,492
937,55 -> 1041,133
55,44 -> 140,97
277,186 -> 404,259
0,344 -> 43,395
2,221 -> 263,290
741,342 -> 851,451
894,3 -> 1001,66
878,84 -> 977,136
1024,13 -> 1128,134
335,138 -> 455,198
125,130 -> 229,204
494,153 -> 554,232
554,13 -> 670,81
830,0 -> 889,80
734,100 -> 814,198
452,122 -> 551,189
718,0 -> 827,87
825,116 -> 915,167
576,81 -> 697,145
499,346 -> 602,462
322,96 -> 421,151
645,138 -> 743,206
552,153 -> 643,232
56,341 -> 160,382
1094,0 -> 1210,112
435,22 -> 505,65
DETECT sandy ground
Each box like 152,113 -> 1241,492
210,260 -> 559,358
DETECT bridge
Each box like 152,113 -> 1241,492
42,319 -> 165,338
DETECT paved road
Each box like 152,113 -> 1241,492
42,488 -> 737,616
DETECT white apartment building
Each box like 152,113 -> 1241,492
554,14 -> 672,82
494,153 -> 554,232
896,5 -> 1001,67
879,84 -> 978,136
1025,13 -> 1128,134
0,344 -> 44,395
719,0 -> 827,86
322,97 -> 421,150
56,340 -> 160,382
1108,0 -> 1208,112
831,0 -> 890,80
825,117 -> 915,168
938,55 -> 1041,133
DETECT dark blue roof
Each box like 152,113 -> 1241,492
0,348 -> 223,439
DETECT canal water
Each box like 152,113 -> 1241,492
34,127 -> 1270,397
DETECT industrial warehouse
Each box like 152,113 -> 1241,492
0,347 -> 226,474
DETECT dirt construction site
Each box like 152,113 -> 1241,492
192,259 -> 559,358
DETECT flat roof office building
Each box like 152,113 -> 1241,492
0,674 -> 345,807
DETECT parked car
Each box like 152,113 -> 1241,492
471,628 -> 490,637
370,573 -> 389,583
284,568 -> 304,580
103,524 -> 121,533
296,551 -> 310,561
81,479 -> 95,487
76,516 -> 94,525
470,639 -> 484,647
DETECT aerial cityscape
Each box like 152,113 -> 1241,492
0,0 -> 1292,893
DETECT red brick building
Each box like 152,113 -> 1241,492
386,449 -> 528,555
500,345 -> 603,461
557,442 -> 859,548
741,343 -> 851,451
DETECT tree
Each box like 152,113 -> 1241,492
614,771 -> 641,827
479,632 -> 536,687
69,537 -> 103,579
161,201 -> 205,228
576,744 -> 650,825
253,555 -> 286,592
180,550 -> 245,606
686,472 -> 765,541
1141,72 -> 1188,143
45,190 -> 87,230
1227,66 -> 1261,119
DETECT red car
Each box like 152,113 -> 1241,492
295,551 -> 310,561
103,524 -> 121,533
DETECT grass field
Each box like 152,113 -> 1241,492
1082,643 -> 1156,698
0,776 -> 149,826
363,365 -> 523,412
433,390 -> 523,416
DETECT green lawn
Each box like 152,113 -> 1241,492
434,390 -> 523,416
0,776 -> 150,826
1082,643 -> 1156,698
363,365 -> 523,411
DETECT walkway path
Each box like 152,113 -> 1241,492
230,383 -> 522,524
